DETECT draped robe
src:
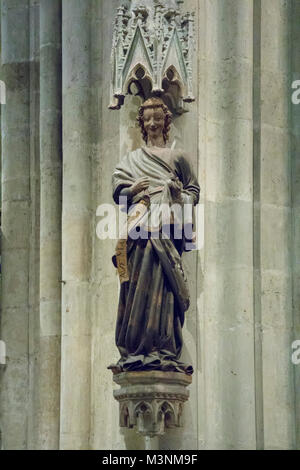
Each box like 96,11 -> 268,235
109,147 -> 200,374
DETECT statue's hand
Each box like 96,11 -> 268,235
130,176 -> 150,196
168,177 -> 183,201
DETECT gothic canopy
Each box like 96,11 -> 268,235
109,0 -> 195,114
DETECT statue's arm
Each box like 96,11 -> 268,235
113,183 -> 134,205
112,160 -> 150,205
175,154 -> 200,205
112,154 -> 135,204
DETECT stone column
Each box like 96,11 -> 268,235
291,0 -> 300,450
0,0 -> 31,450
27,0 -> 41,449
259,0 -> 296,449
89,0 -> 128,451
200,0 -> 256,449
60,0 -> 92,450
38,0 -> 62,449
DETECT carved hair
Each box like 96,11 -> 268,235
137,97 -> 172,143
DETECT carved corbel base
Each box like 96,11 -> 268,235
112,371 -> 192,438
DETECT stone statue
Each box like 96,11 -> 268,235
108,98 -> 200,375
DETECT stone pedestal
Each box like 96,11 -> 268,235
113,371 -> 192,438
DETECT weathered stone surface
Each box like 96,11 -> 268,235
59,0 -> 93,450
37,0 -> 62,450
259,0 -> 296,450
0,1 -> 31,450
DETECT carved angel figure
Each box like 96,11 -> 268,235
109,98 -> 200,374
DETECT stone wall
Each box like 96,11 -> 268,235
0,0 -> 299,450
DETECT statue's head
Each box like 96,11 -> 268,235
137,97 -> 172,144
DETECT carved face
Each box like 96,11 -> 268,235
143,107 -> 165,142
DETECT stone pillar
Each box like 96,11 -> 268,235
0,0 -> 31,450
89,0 -> 130,451
38,0 -> 62,449
259,0 -> 296,449
60,0 -> 92,450
200,0 -> 256,449
27,0 -> 41,449
291,0 -> 300,450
